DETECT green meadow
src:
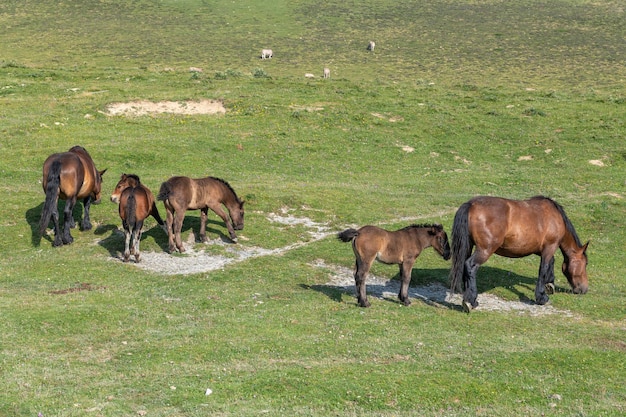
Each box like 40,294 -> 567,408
0,1 -> 624,416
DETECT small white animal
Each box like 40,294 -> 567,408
304,73 -> 315,78
323,68 -> 330,79
261,49 -> 273,59
367,41 -> 375,51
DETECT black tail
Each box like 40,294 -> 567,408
449,202 -> 473,293
156,181 -> 171,201
39,160 -> 61,236
337,228 -> 359,242
124,190 -> 138,230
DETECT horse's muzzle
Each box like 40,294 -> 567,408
573,285 -> 588,295
234,224 -> 244,231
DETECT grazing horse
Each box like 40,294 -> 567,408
338,224 -> 451,307
39,146 -> 106,246
157,176 -> 245,253
111,174 -> 164,262
449,196 -> 589,313
261,49 -> 273,59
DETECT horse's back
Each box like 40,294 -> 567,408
467,196 -> 566,256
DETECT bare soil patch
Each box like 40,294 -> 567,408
312,259 -> 576,316
103,99 -> 225,117
109,211 -> 574,315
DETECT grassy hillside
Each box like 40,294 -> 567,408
0,1 -> 624,416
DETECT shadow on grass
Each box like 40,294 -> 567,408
306,264 -> 566,310
26,201 -> 86,247
95,214 -> 231,259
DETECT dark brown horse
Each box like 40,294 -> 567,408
111,174 -> 164,262
157,176 -> 245,253
39,146 -> 106,246
450,196 -> 589,313
338,224 -> 451,307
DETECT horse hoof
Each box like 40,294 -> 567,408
545,283 -> 555,294
462,301 -> 473,313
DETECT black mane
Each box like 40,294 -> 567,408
210,176 -> 242,202
401,223 -> 442,231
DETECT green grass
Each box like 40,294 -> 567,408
1,1 -> 625,416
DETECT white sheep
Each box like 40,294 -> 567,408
261,49 -> 273,59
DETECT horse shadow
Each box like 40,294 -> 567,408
95,222 -> 169,260
306,264 -> 551,310
26,201 -> 86,247
95,214 -> 233,259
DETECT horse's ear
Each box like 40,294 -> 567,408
100,168 -> 107,177
582,240 -> 590,254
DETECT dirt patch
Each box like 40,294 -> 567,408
122,212 -> 333,275
108,210 -> 572,315
103,99 -> 225,117
49,283 -> 106,295
312,260 -> 576,316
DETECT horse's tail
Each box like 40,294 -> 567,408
124,190 -> 137,230
39,160 -> 61,236
156,181 -> 171,202
337,228 -> 359,243
449,201 -> 473,293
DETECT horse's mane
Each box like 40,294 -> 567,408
401,223 -> 443,231
126,174 -> 141,183
210,176 -> 242,202
530,196 -> 582,246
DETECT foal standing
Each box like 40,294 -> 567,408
111,174 -> 163,262
338,224 -> 451,307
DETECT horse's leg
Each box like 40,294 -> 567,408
173,210 -> 186,252
543,257 -> 556,295
51,201 -> 63,247
134,220 -> 144,262
199,208 -> 209,243
354,257 -> 372,308
61,198 -> 77,244
123,222 -> 131,262
164,204 -> 176,253
398,259 -> 416,306
81,196 -> 93,231
208,203 -> 237,241
535,256 -> 554,305
463,250 -> 488,312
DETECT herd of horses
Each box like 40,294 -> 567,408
38,146 -> 589,312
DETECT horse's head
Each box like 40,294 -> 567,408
230,200 -> 245,230
562,241 -> 589,294
430,225 -> 451,260
92,169 -> 107,204
111,173 -> 140,203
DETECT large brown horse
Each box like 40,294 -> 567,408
111,174 -> 164,262
338,224 -> 451,307
449,196 -> 589,313
157,176 -> 245,253
39,146 -> 106,246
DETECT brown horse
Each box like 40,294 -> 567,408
338,224 -> 451,307
449,196 -> 589,313
157,176 -> 245,253
111,174 -> 164,262
39,146 -> 106,246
